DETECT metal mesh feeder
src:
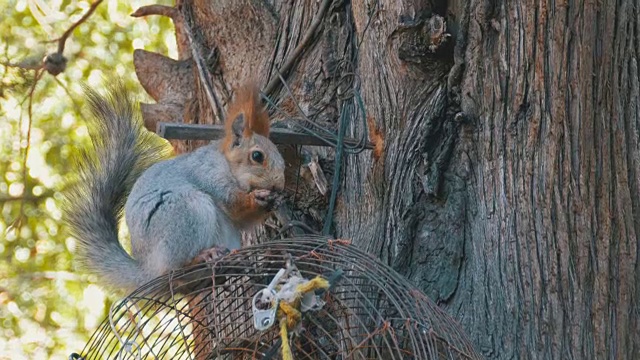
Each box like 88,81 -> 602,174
73,237 -> 482,359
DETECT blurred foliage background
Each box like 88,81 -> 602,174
0,0 -> 176,358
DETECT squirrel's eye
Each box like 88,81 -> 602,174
251,150 -> 264,163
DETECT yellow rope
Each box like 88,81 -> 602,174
280,319 -> 293,360
295,276 -> 330,294
278,301 -> 301,329
276,276 -> 331,359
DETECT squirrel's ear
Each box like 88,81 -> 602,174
223,82 -> 268,149
228,113 -> 249,147
232,113 -> 247,137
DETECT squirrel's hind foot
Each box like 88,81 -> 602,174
190,246 -> 231,266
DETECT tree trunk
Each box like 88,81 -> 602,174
448,1 -> 639,358
132,0 -> 639,358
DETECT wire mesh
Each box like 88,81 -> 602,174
76,236 -> 481,359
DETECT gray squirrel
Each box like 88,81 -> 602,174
64,82 -> 285,293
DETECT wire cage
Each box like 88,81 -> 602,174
73,237 -> 482,360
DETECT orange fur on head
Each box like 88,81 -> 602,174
223,82 -> 270,150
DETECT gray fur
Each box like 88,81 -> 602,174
125,143 -> 242,282
63,84 -> 264,294
254,134 -> 285,170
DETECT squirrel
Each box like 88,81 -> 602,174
64,81 -> 285,293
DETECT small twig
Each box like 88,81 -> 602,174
14,69 -> 43,222
54,77 -> 83,115
0,61 -> 43,71
2,1 -> 102,75
55,0 -> 104,54
17,270 -> 82,281
264,0 -> 333,96
6,70 -> 42,233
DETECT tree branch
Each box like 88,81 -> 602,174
55,0 -> 104,54
131,5 -> 179,20
3,0 -> 104,75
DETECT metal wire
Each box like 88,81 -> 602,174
257,2 -> 373,237
261,63 -> 370,156
261,60 -> 369,236
75,237 -> 481,359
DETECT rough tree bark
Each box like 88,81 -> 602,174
131,0 -> 639,358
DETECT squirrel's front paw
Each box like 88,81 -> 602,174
252,189 -> 283,211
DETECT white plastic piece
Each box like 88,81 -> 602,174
253,268 -> 286,331
262,268 -> 285,302
252,288 -> 278,331
252,267 -> 328,331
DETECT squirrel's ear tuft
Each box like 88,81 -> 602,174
223,82 -> 270,149
248,88 -> 270,138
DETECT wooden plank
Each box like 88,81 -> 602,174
156,122 -> 374,149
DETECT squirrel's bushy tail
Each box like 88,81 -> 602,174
64,82 -> 171,293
